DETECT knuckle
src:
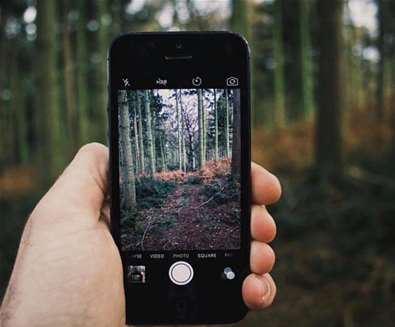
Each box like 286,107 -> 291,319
78,142 -> 107,156
77,143 -> 108,163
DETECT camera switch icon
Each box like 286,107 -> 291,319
223,267 -> 235,280
226,76 -> 239,87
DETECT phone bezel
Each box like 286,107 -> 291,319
108,31 -> 251,325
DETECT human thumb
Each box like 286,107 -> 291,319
32,143 -> 109,223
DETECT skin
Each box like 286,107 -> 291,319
0,143 -> 281,327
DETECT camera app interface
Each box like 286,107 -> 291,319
118,88 -> 241,253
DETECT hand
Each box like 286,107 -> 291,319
0,143 -> 281,326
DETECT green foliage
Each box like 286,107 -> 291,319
185,175 -> 202,184
120,207 -> 138,229
152,214 -> 177,232
165,163 -> 179,171
136,177 -> 176,209
200,176 -> 239,207
263,160 -> 395,326
272,166 -> 395,262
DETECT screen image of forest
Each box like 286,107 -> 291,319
118,88 -> 241,251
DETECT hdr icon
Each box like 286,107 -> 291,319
156,78 -> 167,86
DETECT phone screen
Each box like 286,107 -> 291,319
109,32 -> 250,324
118,88 -> 240,253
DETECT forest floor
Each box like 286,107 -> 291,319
121,160 -> 241,251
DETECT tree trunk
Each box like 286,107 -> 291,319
137,92 -> 145,174
0,8 -> 7,165
230,0 -> 251,41
225,89 -> 230,157
176,90 -> 182,170
144,90 -> 156,175
76,1 -> 89,145
95,0 -> 109,142
179,90 -> 187,171
36,0 -> 64,180
159,134 -> 167,172
230,0 -> 255,126
198,89 -> 205,168
298,0 -> 314,120
10,43 -> 28,164
191,129 -> 196,170
231,89 -> 241,175
184,110 -> 195,170
63,0 -> 78,153
273,0 -> 286,128
202,90 -> 207,161
132,94 -> 140,175
214,89 -> 219,161
119,90 -> 136,206
151,91 -> 157,170
376,0 -> 385,120
315,0 -> 344,177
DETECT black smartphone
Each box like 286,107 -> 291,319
108,32 -> 251,325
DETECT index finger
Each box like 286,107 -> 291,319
251,162 -> 281,205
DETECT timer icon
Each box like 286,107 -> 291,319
192,76 -> 202,86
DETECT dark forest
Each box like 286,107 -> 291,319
1,0 -> 395,326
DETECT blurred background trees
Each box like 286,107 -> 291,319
1,0 -> 395,326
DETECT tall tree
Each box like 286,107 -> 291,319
298,0 -> 314,119
131,94 -> 140,174
198,89 -> 205,168
119,90 -> 136,206
230,0 -> 251,41
76,1 -> 89,145
225,89 -> 230,157
175,89 -> 182,170
0,7 -> 9,164
151,91 -> 157,170
10,42 -> 28,163
315,0 -> 344,176
229,0 -> 254,124
214,89 -> 219,161
137,92 -> 145,174
376,0 -> 386,120
273,0 -> 286,128
95,0 -> 110,142
179,90 -> 187,171
62,0 -> 78,153
159,133 -> 167,172
202,90 -> 207,161
183,99 -> 196,170
144,90 -> 156,175
231,89 -> 241,175
36,0 -> 64,180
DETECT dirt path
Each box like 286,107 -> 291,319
126,179 -> 240,251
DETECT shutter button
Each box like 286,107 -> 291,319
169,261 -> 194,285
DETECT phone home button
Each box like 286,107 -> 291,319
169,261 -> 194,285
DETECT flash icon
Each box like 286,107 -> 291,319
122,78 -> 130,87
